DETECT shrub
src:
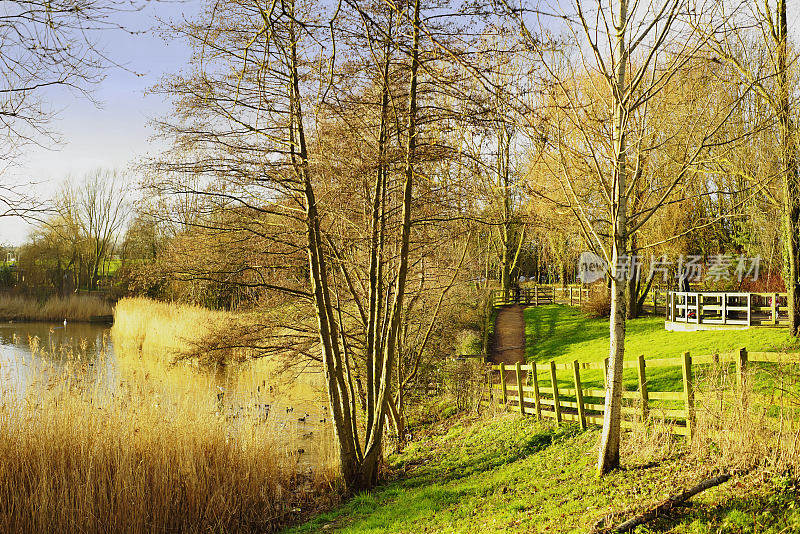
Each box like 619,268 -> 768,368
581,287 -> 611,318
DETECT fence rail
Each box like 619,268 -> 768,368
666,291 -> 788,326
491,286 -> 590,308
489,348 -> 800,437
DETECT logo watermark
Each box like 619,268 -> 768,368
577,252 -> 606,284
575,253 -> 761,283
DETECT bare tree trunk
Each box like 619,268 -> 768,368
598,0 -> 629,475
777,0 -> 800,335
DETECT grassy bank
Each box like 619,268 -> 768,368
287,414 -> 800,533
0,294 -> 112,322
524,305 -> 800,393
0,335 -> 338,533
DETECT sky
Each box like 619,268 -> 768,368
0,0 -> 200,245
3,0 -> 800,246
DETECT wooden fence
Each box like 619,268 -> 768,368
666,291 -> 788,326
491,286 -> 590,308
490,348 -> 800,437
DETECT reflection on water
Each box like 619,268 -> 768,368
0,322 -> 116,396
0,321 -> 334,469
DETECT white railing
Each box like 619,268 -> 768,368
666,291 -> 787,326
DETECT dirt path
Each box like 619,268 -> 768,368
491,305 -> 526,383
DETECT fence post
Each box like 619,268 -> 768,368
772,293 -> 778,325
637,354 -> 649,421
499,362 -> 507,408
682,351 -> 695,441
487,368 -> 493,404
737,346 -> 748,405
531,362 -> 541,419
515,362 -> 525,415
746,293 -> 752,326
722,293 -> 727,325
572,360 -> 586,429
550,361 -> 561,424
696,293 -> 702,324
534,285 -> 539,306
603,357 -> 610,389
570,287 -> 574,306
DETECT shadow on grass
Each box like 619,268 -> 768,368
395,423 -> 582,488
641,478 -> 800,533
284,422 -> 584,534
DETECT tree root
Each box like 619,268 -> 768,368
602,472 -> 733,533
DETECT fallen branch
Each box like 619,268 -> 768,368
609,472 -> 732,533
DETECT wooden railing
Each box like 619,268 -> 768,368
490,349 -> 800,437
491,286 -> 590,308
666,291 -> 788,326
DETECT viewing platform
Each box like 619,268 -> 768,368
666,291 -> 788,330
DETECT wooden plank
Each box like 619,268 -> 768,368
682,352 -> 694,441
647,391 -> 684,401
583,388 -> 607,398
550,361 -> 561,424
644,357 -> 684,368
531,361 -> 541,419
585,414 -> 605,425
573,360 -> 586,429
500,362 -> 507,407
515,362 -> 525,415
647,408 -> 688,419
637,354 -> 648,420
749,352 -> 800,363
583,402 -> 606,411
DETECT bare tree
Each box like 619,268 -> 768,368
0,0 -> 136,218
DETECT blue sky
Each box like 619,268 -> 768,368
1,0 -> 200,245
3,0 -> 800,246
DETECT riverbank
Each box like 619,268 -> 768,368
0,294 -> 112,322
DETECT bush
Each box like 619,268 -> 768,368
581,287 -> 611,318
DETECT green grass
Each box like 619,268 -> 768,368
284,415 -> 799,533
524,305 -> 797,364
524,305 -> 800,394
637,475 -> 800,533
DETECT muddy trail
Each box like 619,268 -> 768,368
491,305 -> 526,383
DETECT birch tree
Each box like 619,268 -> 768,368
502,0 -> 751,473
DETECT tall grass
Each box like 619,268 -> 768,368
0,294 -> 112,322
0,337 -> 339,533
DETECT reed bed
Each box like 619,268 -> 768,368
0,294 -> 112,322
112,297 -> 233,362
0,339 -> 339,533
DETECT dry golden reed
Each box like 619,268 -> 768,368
0,302 -> 340,533
112,297 -> 233,363
0,294 -> 112,322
